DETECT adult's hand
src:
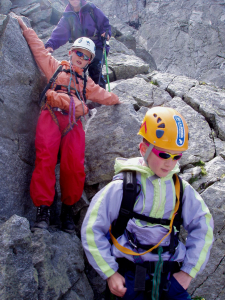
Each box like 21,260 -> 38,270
46,47 -> 54,53
173,271 -> 192,290
11,13 -> 28,32
101,32 -> 110,41
107,272 -> 127,298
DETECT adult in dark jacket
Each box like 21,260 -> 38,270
45,0 -> 111,89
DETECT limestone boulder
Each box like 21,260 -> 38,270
0,14 -> 46,223
0,214 -> 94,300
111,77 -> 172,108
184,85 -> 225,140
84,104 -> 141,185
0,0 -> 12,15
107,53 -> 149,81
166,97 -> 215,166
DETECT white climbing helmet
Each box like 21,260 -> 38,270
71,37 -> 96,62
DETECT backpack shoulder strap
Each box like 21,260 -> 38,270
169,174 -> 183,253
111,171 -> 137,239
173,174 -> 183,230
39,65 -> 63,106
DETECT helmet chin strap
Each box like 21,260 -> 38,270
143,143 -> 154,167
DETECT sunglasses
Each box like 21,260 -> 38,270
152,147 -> 182,161
73,50 -> 91,61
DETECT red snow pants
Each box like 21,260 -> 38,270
30,110 -> 85,207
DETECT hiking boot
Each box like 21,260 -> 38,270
60,203 -> 75,233
31,205 -> 50,232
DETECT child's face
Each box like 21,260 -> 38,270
140,142 -> 182,177
69,48 -> 92,69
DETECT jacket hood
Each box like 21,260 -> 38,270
65,0 -> 87,12
114,157 -> 180,179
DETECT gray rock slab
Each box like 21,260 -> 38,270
0,215 -> 38,300
111,77 -> 172,108
0,14 -> 8,36
10,0 -> 37,5
184,84 -> 225,141
191,156 -> 225,192
0,15 -> 46,222
148,71 -> 176,90
201,178 -> 225,235
31,228 -> 94,300
107,53 -> 149,80
0,0 -> 12,15
51,1 -> 65,24
20,3 -> 41,16
84,104 -> 141,185
109,37 -> 135,56
214,137 -> 225,156
29,8 -> 52,25
166,97 -> 215,166
188,235 -> 225,300
94,0 -> 225,88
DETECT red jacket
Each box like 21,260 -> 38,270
23,28 -> 119,117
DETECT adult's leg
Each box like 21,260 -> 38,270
60,120 -> 85,205
30,110 -> 61,207
88,48 -> 106,89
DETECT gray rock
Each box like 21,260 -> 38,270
184,85 -> 225,140
166,97 -> 215,166
214,137 -> 225,156
111,77 -> 172,108
109,36 -> 135,56
0,214 -> 94,300
0,0 -> 12,15
0,14 -> 8,36
92,0 -> 225,88
85,104 -> 141,185
180,166 -> 202,182
51,1 -> 65,24
107,53 -> 149,80
10,0 -> 37,5
201,178 -> 225,235
188,235 -> 225,300
32,228 -> 93,300
191,156 -> 225,192
0,14 -> 46,223
29,8 -> 52,25
20,3 -> 41,16
148,71 -> 176,90
0,215 -> 38,300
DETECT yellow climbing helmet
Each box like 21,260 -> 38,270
138,107 -> 189,151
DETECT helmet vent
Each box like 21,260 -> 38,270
156,129 -> 165,138
153,114 -> 157,117
157,117 -> 162,123
158,123 -> 165,128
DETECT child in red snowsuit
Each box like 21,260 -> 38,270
14,15 -> 120,233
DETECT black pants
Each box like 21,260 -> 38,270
88,48 -> 106,89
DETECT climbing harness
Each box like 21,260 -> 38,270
39,62 -> 88,137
